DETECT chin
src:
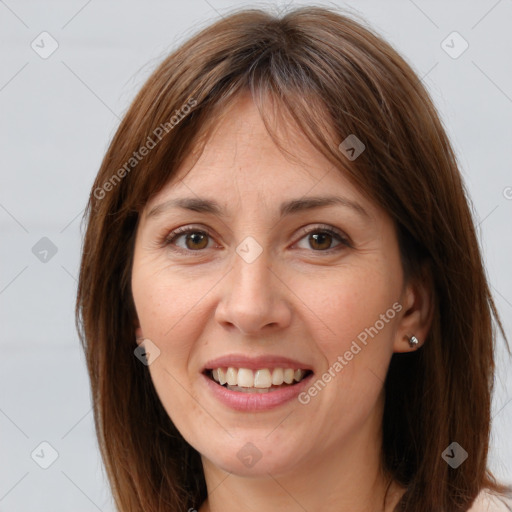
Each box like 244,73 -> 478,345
200,438 -> 305,478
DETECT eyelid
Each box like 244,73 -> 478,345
293,223 -> 353,250
162,223 -> 352,254
163,224 -> 219,251
165,224 -> 213,239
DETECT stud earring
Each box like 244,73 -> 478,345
408,335 -> 419,348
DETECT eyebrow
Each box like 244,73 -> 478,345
146,195 -> 369,220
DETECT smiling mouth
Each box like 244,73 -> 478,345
205,367 -> 313,393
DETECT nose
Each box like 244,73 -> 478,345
214,249 -> 292,336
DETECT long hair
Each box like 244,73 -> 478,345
76,6 -> 510,511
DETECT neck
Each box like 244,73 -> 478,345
198,394 -> 405,512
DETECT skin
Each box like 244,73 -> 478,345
131,92 -> 432,512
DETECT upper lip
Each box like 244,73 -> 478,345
203,354 -> 314,372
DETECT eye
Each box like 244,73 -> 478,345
162,224 -> 351,255
294,225 -> 351,252
164,226 -> 216,251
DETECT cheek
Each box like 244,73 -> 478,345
132,252 -> 215,334
297,266 -> 400,348
289,264 -> 402,412
291,271 -> 399,430
131,259 -> 207,367
131,264 -> 212,434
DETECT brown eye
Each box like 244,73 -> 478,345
295,225 -> 350,252
308,232 -> 335,251
184,232 -> 209,250
165,228 -> 214,251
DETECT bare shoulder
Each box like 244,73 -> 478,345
468,490 -> 512,512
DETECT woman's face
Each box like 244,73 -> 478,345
131,93 -> 418,477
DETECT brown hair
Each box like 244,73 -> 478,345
76,6 -> 510,511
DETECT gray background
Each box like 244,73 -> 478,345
1,0 -> 511,510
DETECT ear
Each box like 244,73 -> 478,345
393,271 -> 434,353
134,318 -> 144,343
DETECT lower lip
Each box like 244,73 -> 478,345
201,372 -> 314,412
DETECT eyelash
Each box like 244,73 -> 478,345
162,224 -> 352,256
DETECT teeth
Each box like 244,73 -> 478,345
237,368 -> 254,387
254,369 -> 272,388
272,368 -> 284,385
210,367 -> 308,389
226,367 -> 237,386
283,368 -> 294,384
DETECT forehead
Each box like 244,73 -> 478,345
146,93 -> 374,216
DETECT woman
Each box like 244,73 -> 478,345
76,6 -> 511,512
